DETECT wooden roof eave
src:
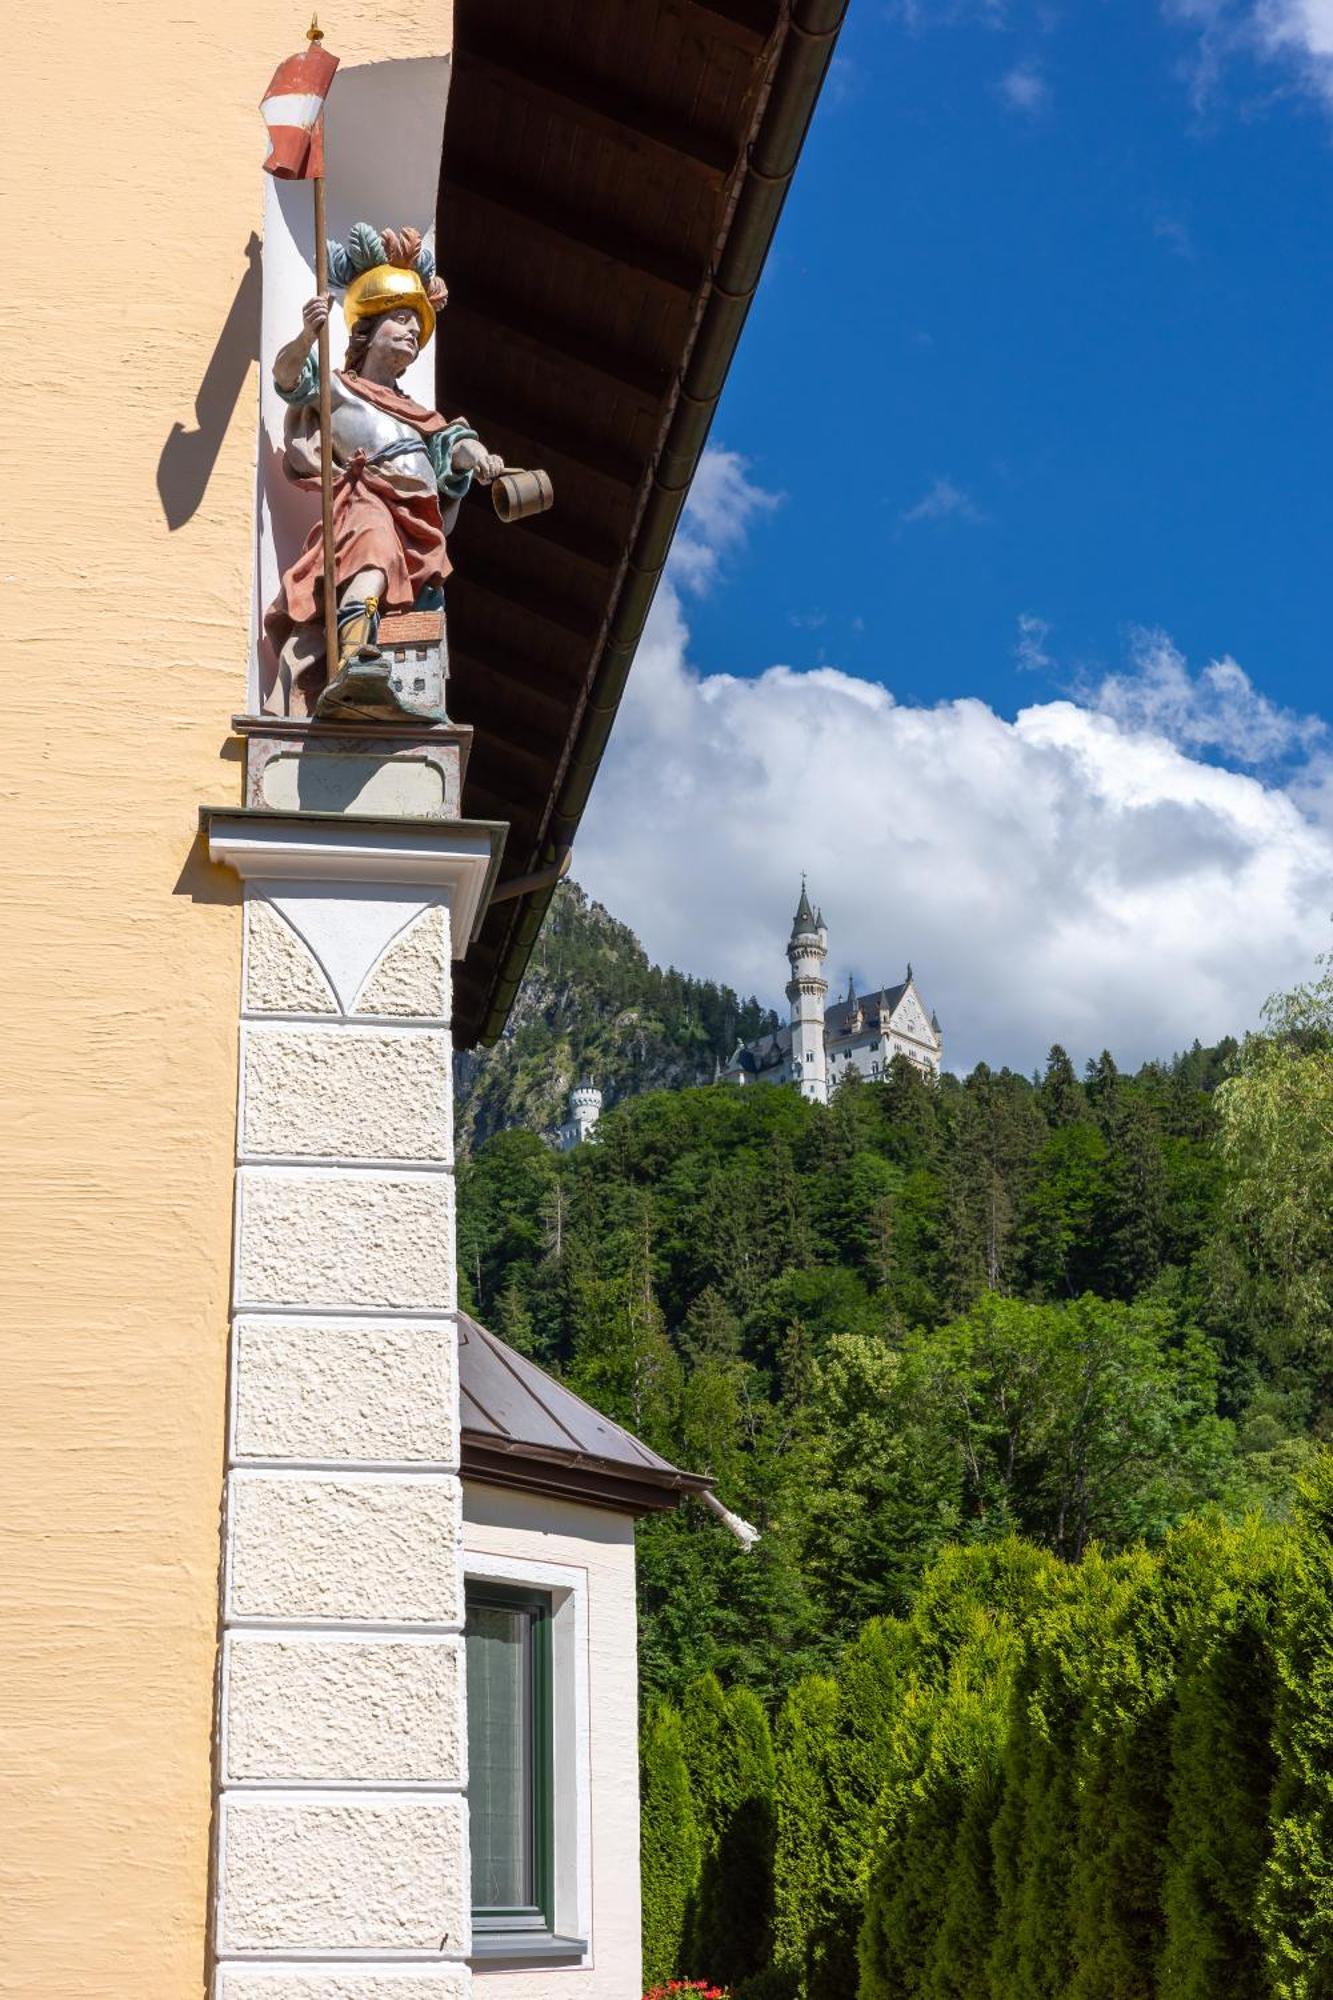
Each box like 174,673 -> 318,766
445,0 -> 850,1048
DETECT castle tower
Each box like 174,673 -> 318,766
571,1080 -> 603,1138
556,1080 -> 604,1150
786,880 -> 829,1105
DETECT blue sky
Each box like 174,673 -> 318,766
697,0 -> 1333,722
577,0 -> 1333,1073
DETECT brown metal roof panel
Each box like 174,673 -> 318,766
457,1311 -> 691,1476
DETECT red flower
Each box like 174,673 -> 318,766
643,1983 -> 730,2000
636,1984 -> 728,2000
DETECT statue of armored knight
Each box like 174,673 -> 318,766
264,223 -> 502,722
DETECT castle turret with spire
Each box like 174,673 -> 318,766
722,883 -> 942,1101
785,879 -> 829,1103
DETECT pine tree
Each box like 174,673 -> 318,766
567,1197 -> 681,1450
493,1274 -> 536,1356
989,1593 -> 1080,2000
1041,1044 -> 1087,1127
710,1686 -> 778,1987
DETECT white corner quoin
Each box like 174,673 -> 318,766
207,794 -> 498,1997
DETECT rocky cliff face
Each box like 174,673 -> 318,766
453,881 -> 778,1152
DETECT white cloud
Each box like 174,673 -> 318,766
666,445 -> 781,592
572,453 -> 1333,1076
891,0 -> 1009,26
1087,628 -> 1325,766
899,475 -> 986,527
1015,612 -> 1053,673
999,60 -> 1049,111
1168,0 -> 1333,104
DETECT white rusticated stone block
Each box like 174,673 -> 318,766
227,1472 -> 462,1625
354,905 -> 452,1017
223,1634 -> 464,1783
246,898 -> 339,1016
242,1026 -> 453,1163
236,1168 -> 454,1311
218,1792 -> 470,1955
217,1970 -> 469,2000
232,1318 -> 458,1465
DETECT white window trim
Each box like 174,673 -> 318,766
463,1551 -> 593,1969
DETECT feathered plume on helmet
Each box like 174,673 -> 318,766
325,223 -> 448,347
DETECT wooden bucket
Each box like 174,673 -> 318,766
492,467 -> 554,523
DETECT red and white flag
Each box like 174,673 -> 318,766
260,39 -> 339,180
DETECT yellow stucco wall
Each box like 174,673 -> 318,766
0,9 -> 451,1994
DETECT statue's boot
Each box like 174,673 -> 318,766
315,598 -> 414,724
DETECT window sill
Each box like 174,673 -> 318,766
470,1931 -> 588,1969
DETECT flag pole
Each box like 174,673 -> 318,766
308,16 -> 339,685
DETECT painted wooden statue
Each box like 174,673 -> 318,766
265,223 -> 504,721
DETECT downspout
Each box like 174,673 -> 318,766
478,0 -> 850,1043
703,1488 -> 762,1551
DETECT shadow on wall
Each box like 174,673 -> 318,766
157,233 -> 262,530
173,828 -> 242,908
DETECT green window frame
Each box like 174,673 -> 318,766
464,1581 -> 555,1941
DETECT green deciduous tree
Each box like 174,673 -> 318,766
1216,962 -> 1333,1389
899,1293 -> 1238,1561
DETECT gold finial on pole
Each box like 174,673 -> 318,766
307,13 -> 324,41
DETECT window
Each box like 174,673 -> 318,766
465,1578 -> 587,1967
466,1583 -> 553,1941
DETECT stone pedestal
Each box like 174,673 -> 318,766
236,714 -> 473,821
206,726 -> 505,2000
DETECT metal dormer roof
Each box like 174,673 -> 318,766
458,1311 -> 712,1515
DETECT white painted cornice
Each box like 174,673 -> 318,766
204,810 -> 507,948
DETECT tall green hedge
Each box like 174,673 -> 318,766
770,1617 -> 913,2000
1261,1459 -> 1333,1998
773,1676 -> 840,1995
678,1673 -> 777,1986
1159,1517 -> 1285,1999
643,1480 -> 1333,2000
641,1699 -> 700,1987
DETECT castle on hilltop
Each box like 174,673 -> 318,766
722,883 -> 942,1103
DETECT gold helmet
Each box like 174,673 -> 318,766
343,264 -> 436,347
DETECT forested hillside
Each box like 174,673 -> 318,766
453,881 -> 777,1151
456,903 -> 1333,1997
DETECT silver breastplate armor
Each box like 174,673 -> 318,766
330,378 -> 434,485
